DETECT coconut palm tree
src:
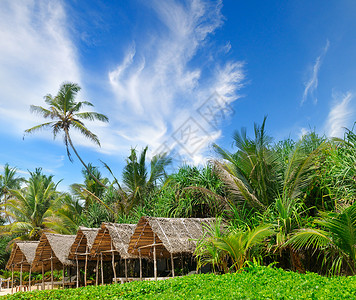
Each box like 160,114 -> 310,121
0,164 -> 25,221
0,168 -> 62,241
103,146 -> 172,214
24,82 -> 109,187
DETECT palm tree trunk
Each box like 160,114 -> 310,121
64,129 -> 107,188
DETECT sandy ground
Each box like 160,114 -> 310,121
0,285 -> 45,296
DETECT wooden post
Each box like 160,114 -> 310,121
29,266 -> 32,291
84,250 -> 88,286
100,253 -> 104,285
20,262 -> 23,291
96,257 -> 99,286
139,249 -> 142,281
11,264 -> 13,294
50,252 -> 54,290
111,242 -> 117,283
171,253 -> 175,278
153,233 -> 157,280
76,255 -> 79,288
62,266 -> 65,289
125,259 -> 128,280
42,263 -> 44,290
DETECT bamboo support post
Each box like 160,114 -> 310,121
62,266 -> 65,289
153,233 -> 157,281
95,257 -> 99,286
84,252 -> 88,286
171,253 -> 175,278
20,262 -> 23,291
101,253 -> 104,285
42,263 -> 44,290
76,255 -> 79,288
139,249 -> 142,281
11,264 -> 13,294
50,252 -> 54,290
125,259 -> 128,279
28,267 -> 32,291
111,242 -> 117,282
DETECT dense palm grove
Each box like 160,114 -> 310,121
1,83 -> 356,279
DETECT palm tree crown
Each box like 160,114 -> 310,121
24,82 -> 109,186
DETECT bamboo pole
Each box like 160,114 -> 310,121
100,253 -> 104,285
84,249 -> 88,287
62,266 -> 65,289
125,259 -> 128,280
171,253 -> 175,278
29,266 -> 32,291
96,257 -> 99,286
11,264 -> 13,294
153,233 -> 157,281
111,242 -> 116,283
139,249 -> 142,281
76,255 -> 79,288
20,261 -> 23,291
50,251 -> 54,290
42,263 -> 44,290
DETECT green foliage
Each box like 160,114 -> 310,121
3,266 -> 356,299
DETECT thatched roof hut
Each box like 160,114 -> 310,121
6,241 -> 39,271
68,227 -> 99,260
127,216 -> 216,258
90,223 -> 136,260
32,233 -> 76,272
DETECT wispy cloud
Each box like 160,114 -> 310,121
0,0 -> 80,134
325,91 -> 354,138
301,40 -> 329,105
105,0 -> 245,164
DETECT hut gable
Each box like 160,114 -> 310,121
32,233 -> 76,271
128,217 -> 216,258
90,223 -> 136,259
6,241 -> 39,271
68,227 -> 99,260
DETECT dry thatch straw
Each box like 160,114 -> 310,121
68,227 -> 99,260
32,233 -> 76,272
6,241 -> 39,271
127,216 -> 216,258
90,223 -> 136,260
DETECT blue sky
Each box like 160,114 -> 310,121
0,0 -> 355,191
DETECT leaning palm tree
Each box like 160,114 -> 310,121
24,82 -> 109,187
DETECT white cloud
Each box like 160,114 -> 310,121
301,40 -> 329,105
0,0 -> 80,134
105,0 -> 245,164
325,91 -> 354,138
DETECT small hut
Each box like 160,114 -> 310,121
68,227 -> 99,287
32,233 -> 76,290
127,217 -> 215,279
90,223 -> 136,283
6,241 -> 39,293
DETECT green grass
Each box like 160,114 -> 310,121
3,266 -> 356,299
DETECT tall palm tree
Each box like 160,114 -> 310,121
0,169 -> 62,241
24,82 -> 109,187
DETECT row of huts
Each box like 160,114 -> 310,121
5,216 -> 215,293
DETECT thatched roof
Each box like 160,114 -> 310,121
6,241 -> 39,271
127,216 -> 216,258
32,233 -> 76,272
68,227 -> 99,260
90,223 -> 136,260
